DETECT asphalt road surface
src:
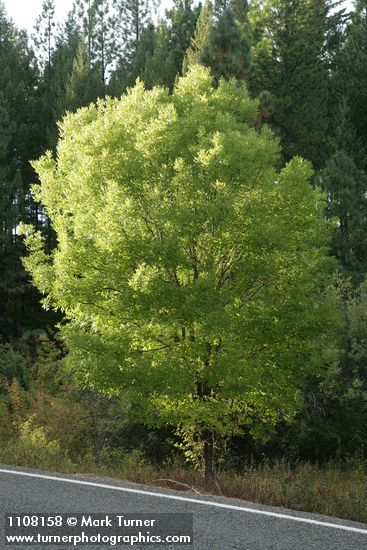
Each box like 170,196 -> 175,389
1,465 -> 367,550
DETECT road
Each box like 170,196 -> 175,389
1,465 -> 367,549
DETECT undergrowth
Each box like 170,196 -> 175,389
1,427 -> 366,524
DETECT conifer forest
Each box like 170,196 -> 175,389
1,0 -> 367,521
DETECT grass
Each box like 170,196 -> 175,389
0,431 -> 366,524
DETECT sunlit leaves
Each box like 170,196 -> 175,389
24,66 -> 336,462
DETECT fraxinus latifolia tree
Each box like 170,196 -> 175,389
21,66 -> 336,481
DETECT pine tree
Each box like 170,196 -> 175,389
51,12 -> 83,113
336,0 -> 367,145
37,9 -> 82,150
230,0 -> 249,24
214,0 -> 248,23
113,0 -> 158,62
248,0 -> 343,168
33,0 -> 56,78
109,22 -> 157,94
320,102 -> 367,281
202,7 -> 250,82
74,0 -> 116,85
183,0 -> 213,74
74,0 -> 96,61
144,0 -> 199,89
131,22 -> 157,86
110,0 -> 199,92
0,2 -> 47,338
65,42 -> 104,111
145,20 -> 177,88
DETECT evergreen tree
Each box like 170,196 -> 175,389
145,20 -> 177,88
74,0 -> 96,61
285,278 -> 367,461
320,102 -> 367,281
336,0 -> 367,145
38,10 -> 83,150
144,0 -> 199,89
113,0 -> 158,61
110,0 -> 199,92
202,7 -> 250,82
74,0 -> 116,85
183,0 -> 213,74
248,0 -> 342,168
33,0 -> 56,78
0,2 -> 47,338
230,0 -> 249,24
65,42 -> 105,111
214,0 -> 248,23
109,22 -> 157,94
130,22 -> 157,86
51,14 -> 82,116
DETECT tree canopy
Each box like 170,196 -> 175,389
22,67 -> 336,476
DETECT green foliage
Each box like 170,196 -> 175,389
213,0 -> 249,21
320,103 -> 367,281
65,42 -> 105,111
1,416 -> 72,470
248,0 -> 342,168
0,2 -> 47,339
109,0 -> 199,93
109,23 -> 157,94
183,1 -> 213,74
202,7 -> 250,82
0,344 -> 29,396
144,21 -> 178,88
32,0 -> 56,76
317,278 -> 367,456
113,0 -> 159,60
74,0 -> 116,85
38,12 -> 82,150
266,276 -> 367,463
142,0 -> 199,90
335,1 -> 367,144
22,66 -> 336,474
0,0 -> 365,485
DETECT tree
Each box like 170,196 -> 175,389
335,0 -> 367,145
202,8 -> 251,82
108,0 -> 159,94
248,0 -> 343,168
214,0 -> 248,23
183,0 -> 213,74
143,20 -> 177,88
109,22 -> 157,95
0,1 -> 47,339
74,0 -> 116,85
330,279 -> 367,455
129,22 -> 157,87
283,278 -> 367,461
113,0 -> 159,61
143,0 -> 199,89
320,102 -> 367,282
40,10 -> 83,149
65,42 -> 105,111
33,0 -> 56,78
22,66 -> 336,480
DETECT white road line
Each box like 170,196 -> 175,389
1,467 -> 367,535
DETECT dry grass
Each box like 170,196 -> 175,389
1,433 -> 366,524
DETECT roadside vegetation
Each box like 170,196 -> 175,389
1,329 -> 367,523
